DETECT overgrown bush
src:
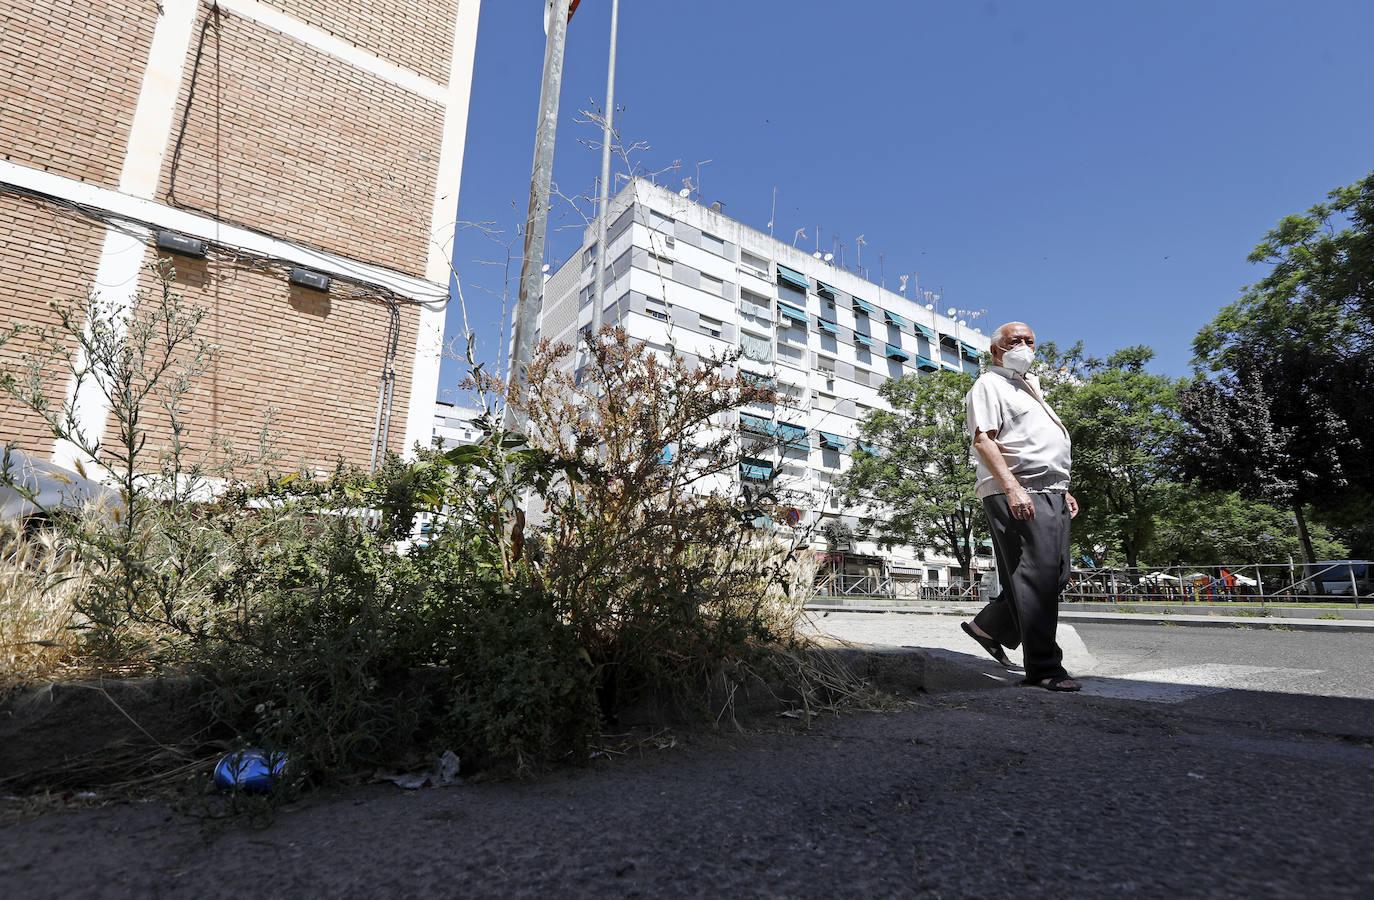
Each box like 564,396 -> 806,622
2,270 -> 826,787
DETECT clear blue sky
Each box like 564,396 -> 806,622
442,0 -> 1374,401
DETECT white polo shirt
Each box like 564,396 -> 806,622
965,366 -> 1072,499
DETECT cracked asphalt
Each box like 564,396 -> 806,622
3,670 -> 1372,898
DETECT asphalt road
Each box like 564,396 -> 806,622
2,617 -> 1372,898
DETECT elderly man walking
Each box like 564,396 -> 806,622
960,322 -> 1082,691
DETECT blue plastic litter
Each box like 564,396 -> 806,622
213,749 -> 288,793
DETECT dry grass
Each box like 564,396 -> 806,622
0,524 -> 87,692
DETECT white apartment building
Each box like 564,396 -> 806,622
537,179 -> 993,588
433,401 -> 485,450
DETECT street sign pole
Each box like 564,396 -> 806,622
590,0 -> 620,336
506,0 -> 574,432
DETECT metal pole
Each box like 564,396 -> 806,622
590,0 -> 620,335
505,0 -> 574,433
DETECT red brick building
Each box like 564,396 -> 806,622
1,0 -> 481,473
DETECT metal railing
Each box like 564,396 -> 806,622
812,573 -> 983,603
1062,562 -> 1370,607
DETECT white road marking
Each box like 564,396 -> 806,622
806,612 -> 1328,704
1080,664 -> 1324,704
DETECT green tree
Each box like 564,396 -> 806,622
1144,486 -> 1346,566
1048,346 -> 1185,568
839,370 -> 983,581
1184,172 -> 1374,562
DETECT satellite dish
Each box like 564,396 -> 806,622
823,253 -> 834,262
678,188 -> 691,198
812,251 -> 822,259
946,307 -> 957,317
959,319 -> 967,326
541,263 -> 550,272
924,303 -> 934,311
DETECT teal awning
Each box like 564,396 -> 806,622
858,441 -> 880,456
915,355 -> 939,371
740,412 -> 771,434
741,371 -> 776,390
960,341 -> 981,361
852,333 -> 875,349
778,301 -> 809,325
885,343 -> 911,362
818,431 -> 847,451
816,317 -> 839,335
884,309 -> 908,328
915,323 -> 936,341
816,280 -> 838,299
740,459 -> 773,482
775,421 -> 809,448
851,297 -> 875,316
776,264 -> 809,291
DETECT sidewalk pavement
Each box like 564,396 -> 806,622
803,600 -> 1374,633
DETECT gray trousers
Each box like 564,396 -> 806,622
972,491 -> 1071,682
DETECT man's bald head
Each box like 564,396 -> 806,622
990,322 -> 1035,366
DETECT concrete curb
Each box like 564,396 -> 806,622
804,604 -> 1374,634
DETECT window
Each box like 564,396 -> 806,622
582,244 -> 598,270
645,296 -> 669,321
648,209 -> 673,232
699,315 -> 723,338
699,231 -> 726,255
740,250 -> 769,278
816,356 -> 836,375
700,273 -> 725,297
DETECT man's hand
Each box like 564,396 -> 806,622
1066,492 -> 1079,519
1007,486 -> 1035,520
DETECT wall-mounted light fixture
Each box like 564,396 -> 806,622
289,267 -> 331,292
156,230 -> 207,258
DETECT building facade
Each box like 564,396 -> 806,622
538,180 -> 994,588
1,0 -> 481,475
433,400 -> 484,451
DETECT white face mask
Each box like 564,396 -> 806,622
1001,344 -> 1034,373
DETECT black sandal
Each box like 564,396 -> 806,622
961,622 -> 1012,668
1020,675 -> 1082,692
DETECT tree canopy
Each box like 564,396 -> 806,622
839,370 -> 984,580
1182,171 -> 1374,561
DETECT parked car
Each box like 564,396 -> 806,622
1309,561 -> 1373,597
0,446 -> 121,525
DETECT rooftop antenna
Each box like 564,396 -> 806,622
898,274 -> 909,294
814,226 -> 820,255
767,186 -> 777,239
855,234 -> 866,273
694,159 -> 712,201
879,252 -> 887,288
792,226 -> 806,248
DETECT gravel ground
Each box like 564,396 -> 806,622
3,683 -> 1372,899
